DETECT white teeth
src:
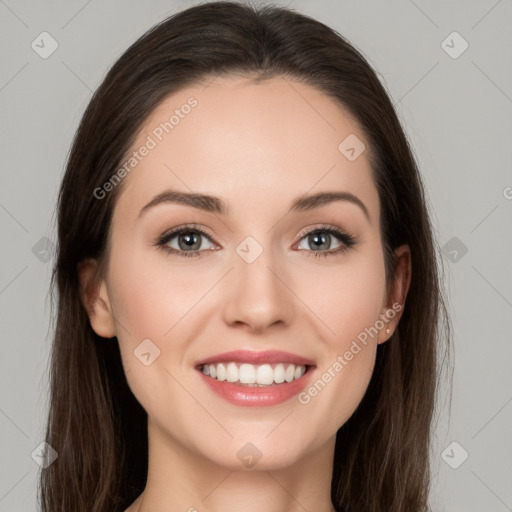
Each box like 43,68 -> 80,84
256,364 -> 274,385
274,363 -> 285,384
201,362 -> 308,386
285,364 -> 295,383
239,363 -> 256,384
226,362 -> 238,383
216,363 -> 226,381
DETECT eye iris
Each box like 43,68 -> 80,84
309,232 -> 330,250
179,232 -> 201,251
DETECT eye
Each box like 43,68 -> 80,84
295,225 -> 357,258
156,224 -> 216,258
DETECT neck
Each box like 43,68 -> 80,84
126,417 -> 337,512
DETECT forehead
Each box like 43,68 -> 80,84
114,75 -> 378,222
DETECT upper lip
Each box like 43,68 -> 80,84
195,350 -> 316,368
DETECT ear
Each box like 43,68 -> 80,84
377,244 -> 411,344
77,258 -> 117,338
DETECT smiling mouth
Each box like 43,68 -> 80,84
198,362 -> 313,387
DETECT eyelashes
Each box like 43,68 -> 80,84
154,223 -> 358,259
156,224 -> 216,259
296,225 -> 357,258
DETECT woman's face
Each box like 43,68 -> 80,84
82,75 -> 408,470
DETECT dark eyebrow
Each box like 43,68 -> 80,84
290,191 -> 370,222
138,190 -> 229,218
138,189 -> 370,222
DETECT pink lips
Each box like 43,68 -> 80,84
195,349 -> 316,367
196,350 -> 316,407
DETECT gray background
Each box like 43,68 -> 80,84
0,0 -> 511,510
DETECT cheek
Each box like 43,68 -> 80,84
108,245 -> 199,340
333,259 -> 386,340
105,247 -> 183,397
298,246 -> 387,345
105,243 -> 223,402
295,247 -> 386,422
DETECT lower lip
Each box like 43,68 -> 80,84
198,368 -> 314,407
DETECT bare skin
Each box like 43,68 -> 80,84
79,74 -> 411,512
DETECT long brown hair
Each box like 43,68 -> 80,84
40,2 -> 452,510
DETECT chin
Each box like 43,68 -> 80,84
195,433 -> 312,472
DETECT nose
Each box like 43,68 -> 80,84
222,242 -> 295,333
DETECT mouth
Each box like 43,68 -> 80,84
198,362 -> 313,387
195,350 -> 316,407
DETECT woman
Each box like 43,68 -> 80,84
40,2 -> 451,511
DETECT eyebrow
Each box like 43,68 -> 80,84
138,189 -> 370,222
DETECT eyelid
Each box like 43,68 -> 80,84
295,223 -> 352,241
156,223 -> 219,246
